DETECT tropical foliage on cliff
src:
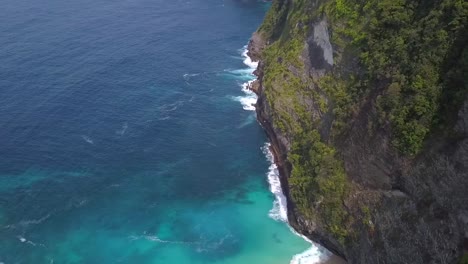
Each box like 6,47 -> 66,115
256,0 -> 468,246
323,0 -> 468,155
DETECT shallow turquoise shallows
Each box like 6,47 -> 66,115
0,0 -> 325,263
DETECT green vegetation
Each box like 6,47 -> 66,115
258,0 -> 290,40
258,0 -> 352,244
323,0 -> 468,155
318,75 -> 354,134
289,130 -> 348,244
259,0 -> 312,135
255,0 -> 467,248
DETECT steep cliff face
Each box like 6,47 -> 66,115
249,0 -> 468,263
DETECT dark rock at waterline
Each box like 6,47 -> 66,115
248,1 -> 468,263
247,79 -> 261,95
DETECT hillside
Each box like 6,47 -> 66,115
248,0 -> 468,262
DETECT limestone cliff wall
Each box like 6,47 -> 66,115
249,0 -> 468,263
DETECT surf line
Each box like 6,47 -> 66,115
236,45 -> 331,264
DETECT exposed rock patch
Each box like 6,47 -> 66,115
308,19 -> 333,69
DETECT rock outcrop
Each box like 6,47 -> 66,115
249,0 -> 468,263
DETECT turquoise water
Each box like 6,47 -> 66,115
0,0 -> 328,263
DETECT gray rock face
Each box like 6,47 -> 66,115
249,1 -> 468,264
306,19 -> 334,75
249,16 -> 468,264
247,32 -> 266,62
312,19 -> 333,66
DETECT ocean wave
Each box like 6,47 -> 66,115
116,122 -> 128,136
158,100 -> 184,113
195,232 -> 234,253
241,45 -> 258,69
229,46 -> 258,111
81,135 -> 94,144
290,245 -> 329,264
128,231 -> 237,254
230,95 -> 256,111
262,143 -> 330,264
238,43 -> 330,263
289,228 -> 331,264
241,80 -> 255,93
129,232 -> 193,245
237,114 -> 256,129
262,144 -> 288,222
183,71 -> 223,82
17,235 -> 44,247
223,68 -> 256,81
18,213 -> 51,227
183,73 -> 201,81
222,47 -> 257,81
158,116 -> 171,121
144,235 -> 185,244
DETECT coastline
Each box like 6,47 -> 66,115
245,35 -> 347,264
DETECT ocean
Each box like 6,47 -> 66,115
0,0 -> 328,263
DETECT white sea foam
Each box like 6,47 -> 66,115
228,46 -> 259,111
231,95 -> 256,111
116,122 -> 128,136
238,80 -> 258,111
237,114 -> 256,129
289,228 -> 332,264
241,46 -> 258,69
158,100 -> 184,113
183,73 -> 200,81
144,235 -> 172,243
290,245 -> 329,264
234,43 -> 329,264
262,144 -> 288,222
225,68 -> 256,79
241,80 -> 255,94
81,135 -> 94,144
158,116 -> 171,121
233,45 -> 328,263
263,143 -> 331,264
238,45 -> 288,220
17,236 -> 41,247
19,214 -> 51,227
129,232 -> 195,245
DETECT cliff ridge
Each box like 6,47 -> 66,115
249,0 -> 468,263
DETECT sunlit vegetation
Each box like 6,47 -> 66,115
255,0 -> 467,246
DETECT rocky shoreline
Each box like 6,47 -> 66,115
246,33 -> 347,264
246,11 -> 468,262
244,0 -> 468,261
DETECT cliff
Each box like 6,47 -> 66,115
248,0 -> 468,263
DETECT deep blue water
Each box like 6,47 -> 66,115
0,0 -> 323,263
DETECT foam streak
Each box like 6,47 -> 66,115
237,45 -> 330,264
228,45 -> 258,111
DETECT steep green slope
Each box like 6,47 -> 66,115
249,0 -> 468,262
